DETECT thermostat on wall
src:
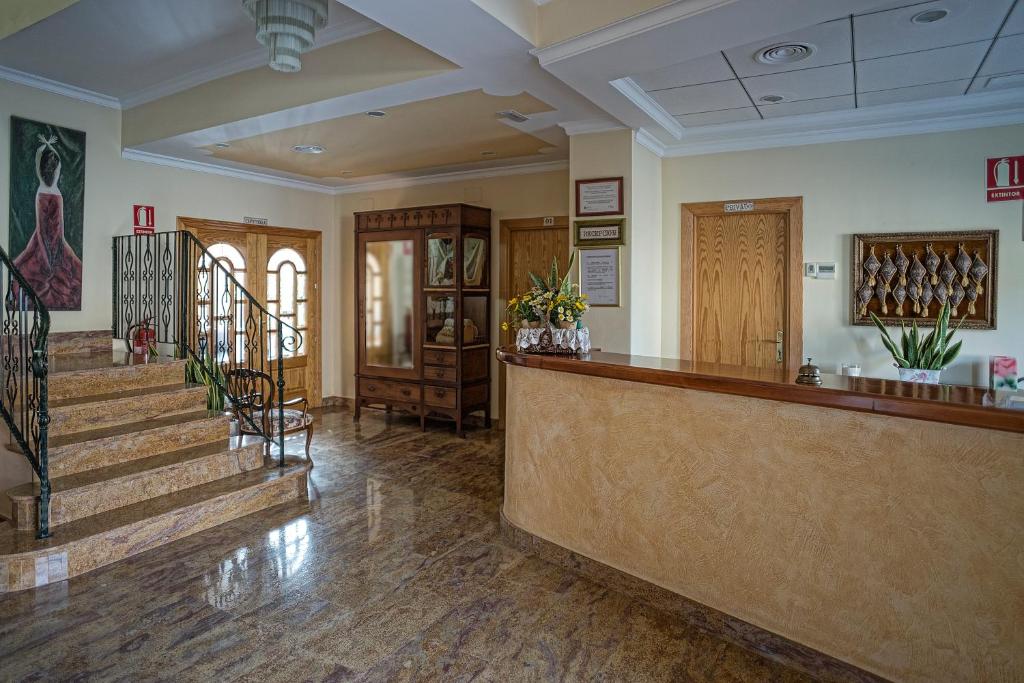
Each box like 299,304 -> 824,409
816,262 -> 836,279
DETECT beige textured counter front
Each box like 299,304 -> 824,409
502,364 -> 1024,683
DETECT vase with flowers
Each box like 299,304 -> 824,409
502,252 -> 591,354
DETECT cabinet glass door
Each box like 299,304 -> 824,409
426,234 -> 455,288
364,239 -> 415,369
463,235 -> 488,288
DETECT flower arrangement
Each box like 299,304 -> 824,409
502,252 -> 590,331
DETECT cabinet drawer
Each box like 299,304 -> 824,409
423,349 -> 456,367
360,379 -> 421,403
424,385 -> 457,409
424,365 -> 457,382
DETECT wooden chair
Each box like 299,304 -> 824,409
225,368 -> 314,466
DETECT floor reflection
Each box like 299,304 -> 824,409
267,518 -> 310,580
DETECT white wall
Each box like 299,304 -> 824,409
660,125 -> 1024,385
630,137 -> 663,357
0,78 -> 336,371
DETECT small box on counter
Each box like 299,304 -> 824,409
989,356 -> 1019,391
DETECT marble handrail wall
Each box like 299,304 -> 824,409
502,363 -> 1024,682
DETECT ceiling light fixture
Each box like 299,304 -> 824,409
242,0 -> 328,73
755,43 -> 815,65
366,110 -> 388,118
759,95 -> 786,103
911,8 -> 949,24
292,144 -> 326,154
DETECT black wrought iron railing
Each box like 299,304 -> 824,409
112,231 -> 302,466
0,246 -> 51,538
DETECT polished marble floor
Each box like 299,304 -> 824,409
0,408 -> 814,682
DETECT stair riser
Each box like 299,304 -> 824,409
48,387 -> 208,438
10,444 -> 264,530
47,331 -> 112,356
49,361 -> 187,402
50,416 -> 228,477
0,467 -> 307,592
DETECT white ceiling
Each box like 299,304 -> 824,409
634,0 -> 1023,128
0,0 -> 370,104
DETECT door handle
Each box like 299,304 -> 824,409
755,331 -> 783,362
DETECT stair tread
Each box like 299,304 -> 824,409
0,460 -> 306,555
49,352 -> 184,376
50,382 -> 205,408
7,438 -> 264,499
50,410 -> 225,450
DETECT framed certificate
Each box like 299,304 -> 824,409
576,177 -> 623,216
578,248 -> 620,307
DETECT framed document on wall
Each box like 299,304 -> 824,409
578,248 -> 620,307
576,177 -> 623,216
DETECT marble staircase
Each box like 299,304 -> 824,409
0,338 -> 309,592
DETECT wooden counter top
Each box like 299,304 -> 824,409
496,348 -> 1024,434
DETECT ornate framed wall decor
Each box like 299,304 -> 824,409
851,230 -> 997,329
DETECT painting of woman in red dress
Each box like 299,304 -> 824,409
8,117 -> 85,311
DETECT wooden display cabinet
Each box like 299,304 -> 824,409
354,204 -> 491,436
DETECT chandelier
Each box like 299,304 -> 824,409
242,0 -> 328,73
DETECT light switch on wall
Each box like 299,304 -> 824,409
804,262 -> 818,277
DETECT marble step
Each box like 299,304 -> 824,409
47,331 -> 112,356
49,410 -> 229,478
0,460 -> 309,592
47,384 -> 209,438
6,441 -> 264,530
49,354 -> 187,402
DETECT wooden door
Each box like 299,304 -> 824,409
681,198 -> 802,371
178,217 -> 323,407
498,216 -> 570,423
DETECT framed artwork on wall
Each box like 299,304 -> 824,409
578,247 -> 620,307
8,116 -> 86,311
576,177 -> 623,216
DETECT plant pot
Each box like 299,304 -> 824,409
897,367 -> 941,384
528,320 -> 542,329
558,321 -> 575,330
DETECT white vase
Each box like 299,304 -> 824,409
897,367 -> 941,384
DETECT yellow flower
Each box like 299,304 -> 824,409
509,297 -> 518,305
558,314 -> 565,321
581,294 -> 589,300
522,294 -> 531,301
575,302 -> 585,310
501,322 -> 509,331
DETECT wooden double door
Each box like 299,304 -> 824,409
178,217 -> 323,407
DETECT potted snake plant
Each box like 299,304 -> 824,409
869,301 -> 964,384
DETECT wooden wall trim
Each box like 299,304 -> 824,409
680,197 -> 803,371
176,216 -> 322,239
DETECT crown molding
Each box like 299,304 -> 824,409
120,20 -> 381,109
663,89 -> 1024,157
0,65 -> 121,109
558,118 -> 627,136
333,160 -> 569,194
122,148 -> 337,194
610,77 -> 683,139
633,128 -> 666,157
532,0 -> 733,66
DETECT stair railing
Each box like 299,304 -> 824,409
0,246 -> 51,538
112,231 -> 301,466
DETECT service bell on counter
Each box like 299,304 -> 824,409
796,357 -> 823,386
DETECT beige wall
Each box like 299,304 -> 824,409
629,138 -> 663,357
660,125 -> 1024,386
537,0 -> 672,46
504,363 -> 1024,682
332,169 -> 569,402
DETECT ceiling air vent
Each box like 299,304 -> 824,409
756,43 -> 815,65
496,110 -> 530,123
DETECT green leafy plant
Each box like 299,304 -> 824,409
185,354 -> 226,412
869,301 -> 964,370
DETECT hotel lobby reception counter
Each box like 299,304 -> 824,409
497,349 -> 1024,683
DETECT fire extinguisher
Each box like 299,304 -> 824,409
130,319 -> 156,355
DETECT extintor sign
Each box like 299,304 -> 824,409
986,156 -> 1023,202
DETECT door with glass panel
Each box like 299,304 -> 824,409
179,217 -> 323,407
357,229 -> 421,380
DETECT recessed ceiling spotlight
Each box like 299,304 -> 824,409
366,110 -> 388,118
911,8 -> 949,24
481,151 -> 497,157
213,142 -> 231,148
756,43 -> 815,65
340,170 -> 354,176
292,144 -> 326,154
759,95 -> 786,103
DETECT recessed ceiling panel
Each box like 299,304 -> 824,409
758,95 -> 854,118
853,0 -> 1014,60
858,80 -> 970,106
856,41 -> 989,92
723,19 -> 852,78
675,108 -> 760,127
205,90 -> 560,179
979,33 -> 1024,76
634,53 -> 734,92
648,80 -> 751,116
743,63 -> 854,103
